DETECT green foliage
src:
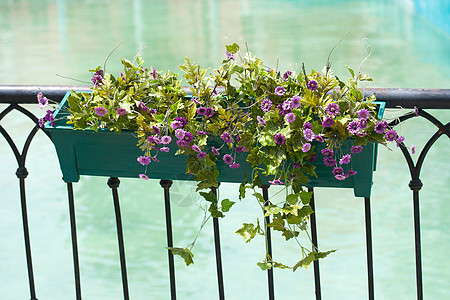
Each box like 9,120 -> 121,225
45,41 -> 399,272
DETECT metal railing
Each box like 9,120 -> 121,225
1,85 -> 449,300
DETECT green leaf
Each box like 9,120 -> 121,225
266,217 -> 285,231
346,65 -> 355,78
239,183 -> 247,199
226,43 -> 240,54
282,229 -> 299,241
257,262 -> 272,271
236,221 -> 263,243
264,205 -> 281,217
168,247 -> 194,266
299,191 -> 313,205
221,199 -> 235,212
298,205 -> 314,218
199,190 -> 217,203
293,252 -> 315,271
286,193 -> 299,205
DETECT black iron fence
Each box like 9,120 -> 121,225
1,85 -> 449,300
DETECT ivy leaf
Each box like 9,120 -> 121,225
226,43 -> 240,54
298,205 -> 314,218
273,261 -> 290,269
239,183 -> 247,199
199,190 -> 217,203
282,229 -> 299,241
293,252 -> 315,271
286,193 -> 299,205
257,262 -> 272,271
235,221 -> 263,243
221,199 -> 235,212
264,205 -> 281,217
167,247 -> 194,266
299,191 -> 313,205
266,217 -> 285,231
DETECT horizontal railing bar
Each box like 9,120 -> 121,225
0,86 -> 450,109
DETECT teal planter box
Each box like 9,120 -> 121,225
46,92 -> 385,197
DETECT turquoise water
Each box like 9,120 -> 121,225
1,0 -> 449,299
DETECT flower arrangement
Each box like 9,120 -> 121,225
39,43 -> 403,271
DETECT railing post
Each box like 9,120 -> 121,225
262,184 -> 275,300
211,185 -> 225,300
160,179 -> 177,300
66,182 -> 82,300
364,197 -> 375,300
409,179 -> 423,300
107,177 -> 129,300
16,167 -> 38,300
308,187 -> 321,300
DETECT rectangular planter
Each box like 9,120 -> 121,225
46,91 -> 385,197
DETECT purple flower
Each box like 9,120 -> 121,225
322,116 -> 334,127
183,132 -> 193,143
191,145 -> 201,153
137,156 -> 151,165
321,148 -> 334,157
230,163 -> 240,169
139,174 -> 149,180
148,108 -> 157,114
339,154 -> 351,165
174,117 -> 187,127
411,145 -> 416,154
139,101 -> 149,111
211,147 -> 219,156
151,156 -> 160,162
152,67 -> 158,79
324,157 -> 336,167
37,92 -> 48,109
91,73 -> 103,86
359,119 -> 367,129
152,126 -> 161,134
38,118 -> 45,127
205,107 -> 214,118
161,135 -> 172,144
335,174 -> 348,181
269,179 -> 284,185
197,152 -> 207,159
221,132 -> 233,143
261,99 -> 272,113
347,169 -> 357,176
257,116 -> 266,126
293,162 -> 302,168
226,51 -> 235,60
358,109 -> 370,120
326,103 -> 340,116
148,136 -> 161,144
94,107 -> 108,117
197,107 -> 207,116
223,154 -> 233,165
385,129 -> 398,142
176,140 -> 188,147
235,147 -> 246,153
315,135 -> 324,143
396,136 -> 405,147
160,147 -> 170,153
275,86 -> 286,96
274,133 -> 286,145
170,121 -> 182,130
351,145 -> 363,153
307,80 -> 318,91
277,103 -> 291,116
302,143 -> 311,152
303,122 -> 313,130
303,129 -> 314,142
347,121 -> 360,134
197,130 -> 207,135
291,96 -> 301,108
309,153 -> 317,163
285,113 -> 296,123
414,106 -> 419,116
332,167 -> 344,176
175,129 -> 186,139
116,108 -> 127,115
283,71 -> 292,81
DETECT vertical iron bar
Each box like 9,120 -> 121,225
16,167 -> 38,300
308,187 -> 321,300
107,177 -> 129,300
412,190 -> 423,300
262,184 -> 275,300
364,197 -> 374,300
211,186 -> 225,300
67,182 -> 82,300
160,180 -> 177,300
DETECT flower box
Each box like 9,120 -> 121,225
46,91 -> 385,197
